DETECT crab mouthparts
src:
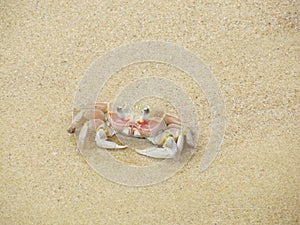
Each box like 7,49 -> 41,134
120,120 -> 151,137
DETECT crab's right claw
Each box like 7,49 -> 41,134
135,136 -> 178,159
95,129 -> 127,149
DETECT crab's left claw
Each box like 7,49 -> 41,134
135,136 -> 178,159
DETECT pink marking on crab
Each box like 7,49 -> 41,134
136,118 -> 166,137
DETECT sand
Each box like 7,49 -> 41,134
1,1 -> 299,224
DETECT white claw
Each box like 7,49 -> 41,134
95,129 -> 126,149
135,148 -> 174,159
135,137 -> 177,159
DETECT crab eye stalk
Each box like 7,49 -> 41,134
117,106 -> 125,119
141,107 -> 150,121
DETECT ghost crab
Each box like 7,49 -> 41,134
67,102 -> 195,160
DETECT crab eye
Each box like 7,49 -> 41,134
143,107 -> 150,114
117,106 -> 125,118
141,107 -> 150,121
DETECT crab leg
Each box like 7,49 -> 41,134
67,111 -> 85,134
77,121 -> 89,149
67,109 -> 105,134
76,119 -> 106,149
78,102 -> 108,113
164,113 -> 182,126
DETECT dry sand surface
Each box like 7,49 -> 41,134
1,1 -> 299,224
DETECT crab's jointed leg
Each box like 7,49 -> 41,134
67,108 -> 105,134
76,119 -> 105,150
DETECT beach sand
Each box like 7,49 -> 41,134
1,1 -> 299,224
